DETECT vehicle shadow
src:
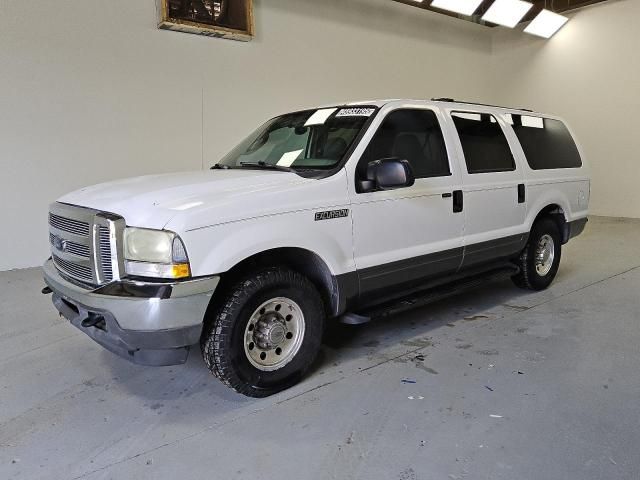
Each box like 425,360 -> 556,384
312,278 -> 539,375
100,279 -> 538,406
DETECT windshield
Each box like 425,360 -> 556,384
217,107 -> 377,170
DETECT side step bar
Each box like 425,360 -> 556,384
339,265 -> 519,324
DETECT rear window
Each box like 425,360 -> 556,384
451,112 -> 515,174
505,115 -> 582,170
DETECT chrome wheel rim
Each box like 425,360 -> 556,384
535,234 -> 555,276
243,297 -> 305,371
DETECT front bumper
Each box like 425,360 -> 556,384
43,259 -> 219,366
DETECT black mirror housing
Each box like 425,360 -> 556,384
363,158 -> 415,192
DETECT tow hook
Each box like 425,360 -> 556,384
81,313 -> 107,330
41,286 -> 53,295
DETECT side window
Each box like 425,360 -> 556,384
451,112 -> 515,174
505,115 -> 582,170
360,109 -> 450,179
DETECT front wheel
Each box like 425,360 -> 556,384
512,217 -> 562,291
201,267 -> 325,397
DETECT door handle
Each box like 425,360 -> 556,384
453,190 -> 463,213
518,184 -> 526,204
442,192 -> 452,198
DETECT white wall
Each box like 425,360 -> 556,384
0,0 -> 495,271
4,0 -> 637,271
490,0 -> 640,219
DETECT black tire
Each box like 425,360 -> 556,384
201,267 -> 325,397
512,217 -> 562,291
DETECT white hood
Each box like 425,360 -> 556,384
58,170 -> 309,229
57,169 -> 347,232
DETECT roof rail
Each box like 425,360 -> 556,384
431,98 -> 533,113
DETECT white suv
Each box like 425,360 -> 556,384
43,98 -> 590,397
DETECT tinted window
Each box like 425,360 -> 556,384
451,112 -> 515,174
506,115 -> 582,170
360,109 -> 450,179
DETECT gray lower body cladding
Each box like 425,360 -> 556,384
52,293 -> 203,365
43,258 -> 219,366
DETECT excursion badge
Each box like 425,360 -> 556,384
314,209 -> 349,221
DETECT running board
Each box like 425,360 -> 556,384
339,265 -> 519,324
339,313 -> 371,325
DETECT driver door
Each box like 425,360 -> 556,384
348,106 -> 465,304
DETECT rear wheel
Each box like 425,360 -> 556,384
512,217 -> 562,291
201,267 -> 325,397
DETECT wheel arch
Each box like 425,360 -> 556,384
210,247 -> 356,319
532,204 -> 570,244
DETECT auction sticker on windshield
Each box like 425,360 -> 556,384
305,108 -> 338,126
336,108 -> 376,117
276,149 -> 304,167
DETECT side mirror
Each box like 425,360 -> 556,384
358,158 -> 415,192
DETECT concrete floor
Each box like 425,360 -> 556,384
1,216 -> 639,480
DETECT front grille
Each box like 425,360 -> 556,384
49,233 -> 90,258
48,204 -> 123,285
53,254 -> 93,281
98,226 -> 113,282
49,213 -> 90,236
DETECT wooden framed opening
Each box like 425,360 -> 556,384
157,0 -> 254,42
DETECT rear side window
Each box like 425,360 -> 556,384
505,115 -> 582,170
451,112 -> 515,174
360,109 -> 450,179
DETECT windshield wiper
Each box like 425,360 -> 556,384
239,161 -> 295,173
210,164 -> 232,170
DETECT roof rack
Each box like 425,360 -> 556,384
431,98 -> 533,113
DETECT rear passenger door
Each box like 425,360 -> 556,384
446,111 -> 527,270
349,106 -> 464,302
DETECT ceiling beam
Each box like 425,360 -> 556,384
536,0 -> 610,13
390,0 -> 611,27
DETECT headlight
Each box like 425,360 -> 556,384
123,227 -> 190,279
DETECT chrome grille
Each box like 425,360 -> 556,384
53,254 -> 93,281
49,213 -> 90,236
49,233 -> 90,258
48,203 -> 124,286
98,226 -> 113,282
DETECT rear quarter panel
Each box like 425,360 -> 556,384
500,113 -> 591,229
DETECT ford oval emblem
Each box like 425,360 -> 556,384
53,236 -> 67,252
